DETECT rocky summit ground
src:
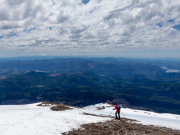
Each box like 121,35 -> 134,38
63,115 -> 180,135
36,101 -> 73,111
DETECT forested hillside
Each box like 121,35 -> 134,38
0,69 -> 180,114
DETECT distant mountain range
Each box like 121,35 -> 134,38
0,57 -> 180,114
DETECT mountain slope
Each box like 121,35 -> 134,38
0,103 -> 179,135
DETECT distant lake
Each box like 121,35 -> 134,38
162,67 -> 180,73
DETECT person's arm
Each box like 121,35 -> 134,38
113,105 -> 117,110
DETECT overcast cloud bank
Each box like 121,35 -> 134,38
0,0 -> 180,56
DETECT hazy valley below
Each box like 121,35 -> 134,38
0,57 -> 180,115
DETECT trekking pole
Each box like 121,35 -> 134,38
109,110 -> 113,117
121,111 -> 126,118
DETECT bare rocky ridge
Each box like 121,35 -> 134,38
63,118 -> 180,135
36,101 -> 73,111
50,104 -> 72,111
36,101 -> 57,106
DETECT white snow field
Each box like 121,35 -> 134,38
0,103 -> 180,135
0,103 -> 110,135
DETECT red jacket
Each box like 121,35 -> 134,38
113,104 -> 120,112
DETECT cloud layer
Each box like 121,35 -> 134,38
0,0 -> 180,53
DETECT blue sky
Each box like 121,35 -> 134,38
173,24 -> 180,30
82,0 -> 90,4
0,0 -> 180,58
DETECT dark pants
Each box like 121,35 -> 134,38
115,111 -> 120,119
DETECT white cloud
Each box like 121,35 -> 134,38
0,0 -> 180,54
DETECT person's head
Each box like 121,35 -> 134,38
115,103 -> 117,105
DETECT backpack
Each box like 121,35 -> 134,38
117,105 -> 121,110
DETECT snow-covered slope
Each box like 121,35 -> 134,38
0,103 -> 110,135
0,103 -> 179,135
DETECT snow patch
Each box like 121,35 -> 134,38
162,67 -> 179,73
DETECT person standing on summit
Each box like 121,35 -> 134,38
113,103 -> 121,119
